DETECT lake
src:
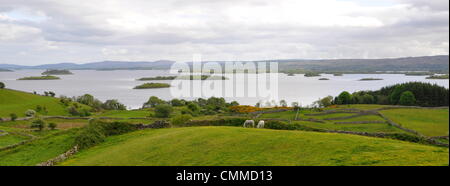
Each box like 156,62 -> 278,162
1,70 -> 448,109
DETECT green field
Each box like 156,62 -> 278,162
61,127 -> 448,166
0,89 -> 75,118
380,109 -> 449,137
0,130 -> 77,166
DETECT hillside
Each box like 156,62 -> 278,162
61,126 -> 449,166
0,55 -> 448,72
0,89 -> 80,118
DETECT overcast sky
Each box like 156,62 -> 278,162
0,0 -> 448,65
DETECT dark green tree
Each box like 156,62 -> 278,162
398,91 -> 416,106
154,104 -> 173,118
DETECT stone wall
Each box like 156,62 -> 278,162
37,145 -> 79,166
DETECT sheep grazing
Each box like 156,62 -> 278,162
257,120 -> 265,128
243,120 -> 255,128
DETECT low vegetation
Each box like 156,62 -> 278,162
133,83 -> 171,89
426,74 -> 449,79
358,78 -> 383,81
304,72 -> 321,77
18,75 -> 61,80
42,69 -> 73,75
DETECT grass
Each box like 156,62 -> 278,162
426,74 -> 449,79
380,108 -> 449,137
332,114 -> 386,122
0,129 -> 78,166
133,83 -> 170,89
294,121 -> 406,134
61,126 -> 448,166
358,78 -> 383,81
17,75 -> 60,80
0,134 -> 30,149
0,89 -> 74,117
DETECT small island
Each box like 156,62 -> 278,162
404,72 -> 434,76
333,73 -> 343,76
0,68 -> 12,72
18,75 -> 61,80
287,73 -> 295,76
358,78 -> 383,81
134,83 -> 171,89
304,72 -> 321,77
318,78 -> 330,80
426,74 -> 449,79
137,75 -> 228,81
42,69 -> 73,75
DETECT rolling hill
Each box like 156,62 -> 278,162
61,126 -> 449,166
0,89 -> 86,118
0,55 -> 448,72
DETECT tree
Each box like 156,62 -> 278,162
279,100 -> 288,107
170,99 -> 185,107
154,104 -> 173,118
171,114 -> 192,126
187,102 -> 200,112
31,119 -> 46,131
0,82 -> 5,89
145,96 -> 166,108
102,99 -> 126,110
315,96 -> 333,107
25,109 -> 36,117
336,91 -> 352,105
362,94 -> 375,104
291,102 -> 300,109
10,113 -> 17,121
48,123 -> 57,130
398,91 -> 416,106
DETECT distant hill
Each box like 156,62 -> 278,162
0,60 -> 175,70
0,55 -> 448,72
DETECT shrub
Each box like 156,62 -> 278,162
181,118 -> 248,127
0,82 -> 5,89
74,121 -> 136,149
144,96 -> 166,108
170,99 -> 185,107
102,99 -> 127,110
187,102 -> 200,112
9,113 -> 17,121
154,104 -> 173,118
171,114 -> 193,126
48,123 -> 57,130
25,109 -> 36,117
31,119 -> 46,131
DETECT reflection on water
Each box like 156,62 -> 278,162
1,70 -> 448,109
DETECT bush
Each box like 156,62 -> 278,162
25,109 -> 36,117
102,99 -> 127,110
48,123 -> 57,130
187,103 -> 200,112
398,91 -> 416,106
144,96 -> 166,108
154,104 -> 173,118
31,119 -> 46,131
181,118 -> 248,127
74,121 -> 136,149
170,99 -> 185,107
171,114 -> 193,126
0,82 -> 5,89
9,113 -> 17,121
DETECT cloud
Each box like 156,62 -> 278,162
0,0 -> 448,65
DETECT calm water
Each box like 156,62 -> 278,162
1,70 -> 448,109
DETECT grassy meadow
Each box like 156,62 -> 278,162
61,126 -> 448,166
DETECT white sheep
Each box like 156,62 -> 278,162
243,120 -> 255,128
257,120 -> 265,128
